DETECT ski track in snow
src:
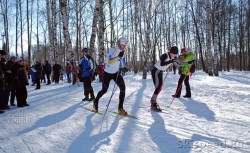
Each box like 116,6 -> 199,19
0,71 -> 249,153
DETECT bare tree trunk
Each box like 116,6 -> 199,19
89,0 -> 100,56
109,0 -> 114,46
190,0 -> 206,72
52,0 -> 58,61
206,0 -> 213,75
27,0 -> 33,66
16,0 -> 19,56
142,0 -> 152,79
46,0 -> 53,62
227,0 -> 232,71
98,0 -> 105,64
36,0 -> 39,56
213,0 -> 220,76
74,0 -> 79,62
19,0 -> 23,55
60,0 -> 74,63
248,0 -> 250,70
133,0 -> 138,73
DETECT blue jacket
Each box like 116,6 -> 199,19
80,55 -> 93,78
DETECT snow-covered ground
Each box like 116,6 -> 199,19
0,71 -> 249,153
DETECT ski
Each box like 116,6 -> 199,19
83,107 -> 104,115
112,112 -> 138,119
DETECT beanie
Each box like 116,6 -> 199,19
82,48 -> 88,53
170,46 -> 178,54
15,57 -> 23,63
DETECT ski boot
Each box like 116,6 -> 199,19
82,96 -> 89,101
151,103 -> 162,112
92,100 -> 98,113
88,96 -> 95,101
118,108 -> 128,116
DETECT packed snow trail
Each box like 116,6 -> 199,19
0,71 -> 249,153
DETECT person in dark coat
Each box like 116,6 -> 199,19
53,62 -> 61,84
0,51 -> 6,113
80,48 -> 95,101
0,50 -> 10,110
41,64 -> 46,83
12,57 -> 29,107
34,61 -> 42,90
44,60 -> 52,85
4,56 -> 16,107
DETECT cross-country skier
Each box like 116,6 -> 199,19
150,46 -> 179,112
93,37 -> 128,115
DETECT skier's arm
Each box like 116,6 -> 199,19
160,54 -> 173,66
174,59 -> 195,65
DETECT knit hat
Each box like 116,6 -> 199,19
82,48 -> 88,53
169,46 -> 178,54
9,55 -> 16,59
181,47 -> 192,53
118,37 -> 128,45
15,57 -> 24,63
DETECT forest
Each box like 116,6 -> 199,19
0,0 -> 250,77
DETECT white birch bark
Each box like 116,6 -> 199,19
60,0 -> 74,63
46,0 -> 53,62
206,0 -> 213,76
213,0 -> 220,76
52,0 -> 58,61
142,0 -> 152,79
89,0 -> 100,56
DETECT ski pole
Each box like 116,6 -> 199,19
150,65 -> 172,111
167,63 -> 193,108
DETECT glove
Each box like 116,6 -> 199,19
163,59 -> 174,65
118,51 -> 124,58
90,69 -> 94,74
188,60 -> 195,64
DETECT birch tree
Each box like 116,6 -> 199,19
206,0 -> 213,75
213,0 -> 220,76
142,0 -> 152,79
52,0 -> 58,61
89,0 -> 100,56
98,0 -> 105,64
60,0 -> 74,63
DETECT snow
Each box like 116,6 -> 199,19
0,71 -> 249,153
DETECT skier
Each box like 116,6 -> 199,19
150,46 -> 179,112
80,48 -> 95,101
172,47 -> 196,98
93,36 -> 128,115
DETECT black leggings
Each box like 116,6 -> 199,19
151,67 -> 163,95
175,74 -> 190,96
95,71 -> 125,109
83,76 -> 94,97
